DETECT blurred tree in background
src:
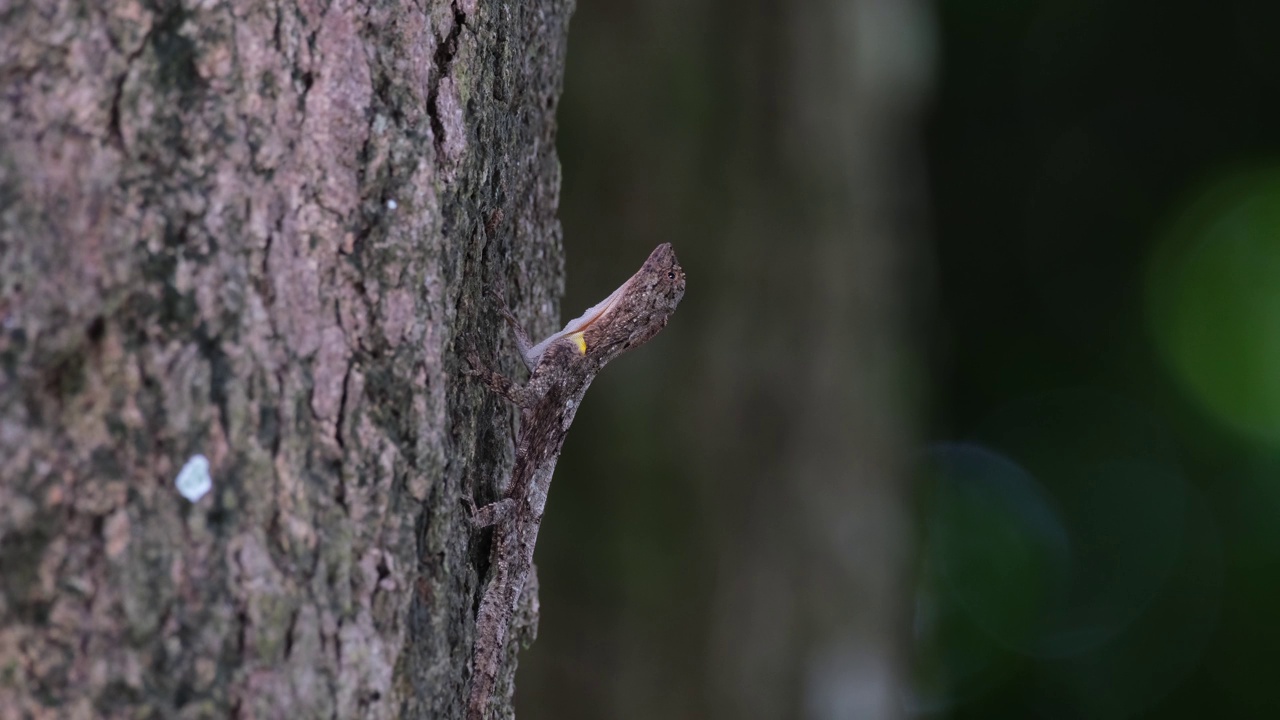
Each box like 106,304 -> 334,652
523,0 -> 931,718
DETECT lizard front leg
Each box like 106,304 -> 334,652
465,495 -> 517,529
463,351 -> 538,408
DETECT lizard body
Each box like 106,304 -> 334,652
465,243 -> 686,719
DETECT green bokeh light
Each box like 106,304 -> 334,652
1148,169 -> 1280,443
923,444 -> 1070,655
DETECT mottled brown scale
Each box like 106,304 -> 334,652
464,243 -> 685,719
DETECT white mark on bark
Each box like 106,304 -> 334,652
175,454 -> 212,502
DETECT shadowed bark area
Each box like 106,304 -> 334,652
0,0 -> 571,717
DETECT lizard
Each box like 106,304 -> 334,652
463,242 -> 686,719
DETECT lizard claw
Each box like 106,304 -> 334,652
461,493 -> 480,523
462,350 -> 486,377
486,284 -> 535,371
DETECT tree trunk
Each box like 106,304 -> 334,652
699,1 -> 933,717
0,0 -> 571,717
533,0 -> 932,715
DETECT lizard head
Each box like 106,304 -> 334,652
637,242 -> 686,313
583,243 -> 685,357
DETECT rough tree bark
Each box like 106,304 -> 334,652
0,0 -> 571,717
